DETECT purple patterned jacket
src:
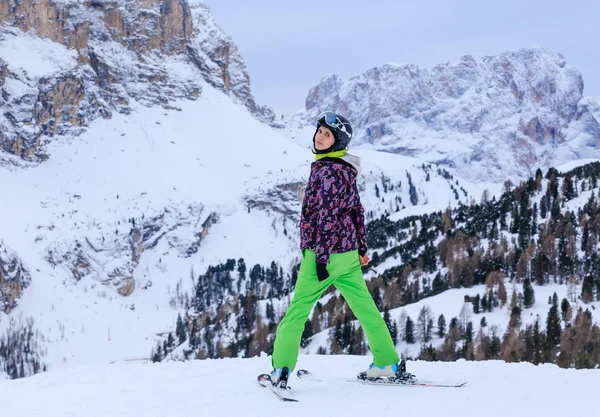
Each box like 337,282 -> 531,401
300,155 -> 368,264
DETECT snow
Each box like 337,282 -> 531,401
0,27 -> 78,80
1,354 -> 596,417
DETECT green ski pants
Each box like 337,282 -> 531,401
271,249 -> 399,371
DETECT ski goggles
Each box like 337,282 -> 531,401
317,111 -> 352,139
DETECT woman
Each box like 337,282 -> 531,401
269,111 -> 402,386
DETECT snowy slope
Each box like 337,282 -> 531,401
1,354 -> 596,417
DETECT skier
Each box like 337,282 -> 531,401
269,111 -> 404,386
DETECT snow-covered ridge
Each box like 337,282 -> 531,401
293,48 -> 600,183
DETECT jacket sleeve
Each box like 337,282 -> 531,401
352,182 -> 368,256
314,166 -> 344,264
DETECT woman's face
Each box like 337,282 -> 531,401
315,126 -> 335,151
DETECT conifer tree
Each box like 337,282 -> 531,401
523,279 -> 535,308
562,175 -> 576,201
581,274 -> 595,303
472,294 -> 481,314
561,298 -> 571,322
540,195 -> 548,219
372,287 -> 383,311
437,314 -> 446,338
176,313 -> 187,344
300,320 -> 313,348
405,316 -> 415,344
545,298 -> 562,356
532,318 -> 544,364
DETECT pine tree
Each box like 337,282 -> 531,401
390,319 -> 398,344
581,222 -> 590,252
535,168 -> 543,190
300,320 -> 313,348
545,300 -> 562,356
372,287 -> 383,311
540,195 -> 548,219
176,313 -> 187,344
532,318 -> 544,364
437,314 -> 446,338
383,307 -> 393,340
581,274 -> 595,303
472,294 -> 481,314
523,279 -> 535,308
562,175 -> 576,201
405,316 -> 415,344
449,317 -> 459,331
561,298 -> 571,322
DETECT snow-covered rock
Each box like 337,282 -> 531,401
0,241 -> 31,314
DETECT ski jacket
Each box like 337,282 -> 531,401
299,154 -> 368,264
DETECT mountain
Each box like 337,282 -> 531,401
288,48 -> 600,183
0,0 -> 277,164
1,354 -> 598,416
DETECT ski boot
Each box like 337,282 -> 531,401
357,358 -> 417,383
270,366 -> 291,389
357,362 -> 399,380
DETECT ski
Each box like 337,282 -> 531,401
296,369 -> 467,388
257,374 -> 298,402
350,378 -> 467,388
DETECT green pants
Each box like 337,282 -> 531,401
271,249 -> 399,371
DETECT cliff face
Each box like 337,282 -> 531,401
0,242 -> 31,314
300,48 -> 600,182
0,0 -> 275,162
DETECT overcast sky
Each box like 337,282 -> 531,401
204,0 -> 599,115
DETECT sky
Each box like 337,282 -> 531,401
203,0 -> 600,115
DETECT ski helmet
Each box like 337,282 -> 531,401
313,111 -> 353,153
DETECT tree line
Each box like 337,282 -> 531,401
159,162 -> 600,369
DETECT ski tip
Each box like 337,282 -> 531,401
257,374 -> 272,384
296,369 -> 311,377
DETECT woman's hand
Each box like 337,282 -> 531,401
359,253 -> 370,266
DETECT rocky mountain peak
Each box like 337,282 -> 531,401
300,47 -> 600,182
0,0 -> 275,162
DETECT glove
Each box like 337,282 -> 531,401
316,262 -> 330,282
